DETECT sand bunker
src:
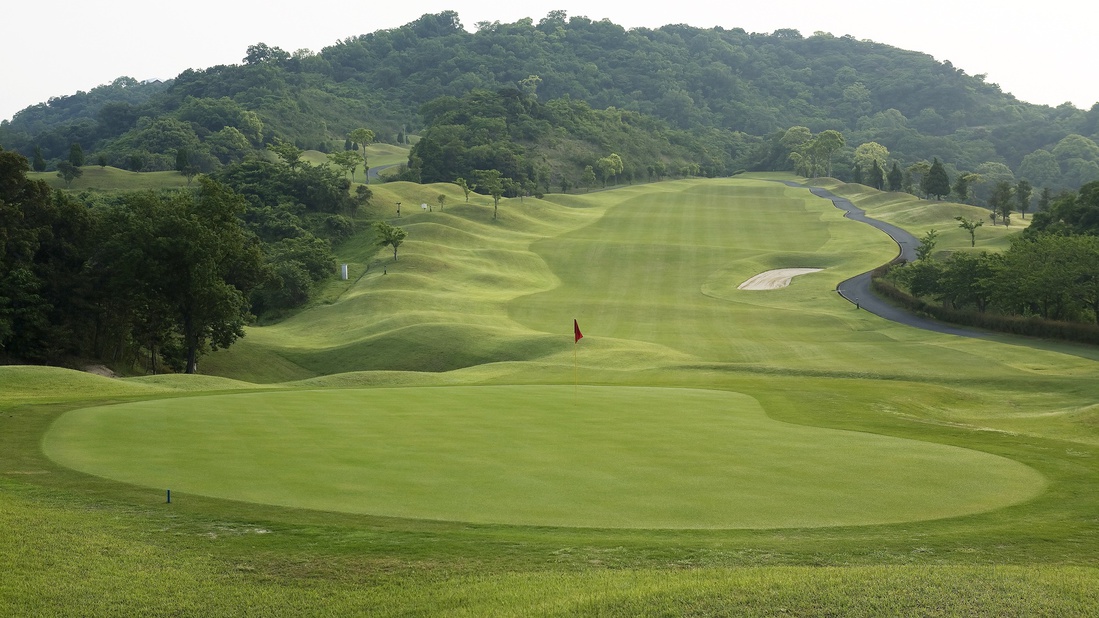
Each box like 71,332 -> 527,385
738,268 -> 823,290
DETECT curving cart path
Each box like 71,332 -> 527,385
790,183 -> 991,340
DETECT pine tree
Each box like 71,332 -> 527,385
887,162 -> 903,191
921,158 -> 950,199
868,160 -> 885,190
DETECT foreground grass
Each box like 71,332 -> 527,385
6,176 -> 1099,615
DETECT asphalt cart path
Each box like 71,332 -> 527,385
788,182 -> 991,340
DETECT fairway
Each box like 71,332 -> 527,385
44,385 -> 1042,529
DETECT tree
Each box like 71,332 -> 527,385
473,169 -> 505,218
906,161 -> 931,194
349,128 -> 375,180
596,153 -> 624,186
244,42 -> 289,65
68,143 -> 85,167
1016,180 -> 1033,219
921,158 -> 950,199
581,165 -> 596,191
327,150 -> 361,181
811,130 -> 845,177
207,127 -> 251,164
779,126 -> 812,163
1038,187 -> 1053,212
1,147 -> 94,361
952,173 -> 974,203
175,148 -> 198,184
887,162 -> 903,191
437,194 -> 447,210
954,216 -> 983,247
93,178 -> 265,373
31,146 -> 46,172
988,181 -> 1014,226
56,161 -> 82,187
916,228 -> 939,261
939,251 -> 999,313
867,160 -> 885,190
268,138 -> 303,171
374,221 -> 407,261
455,177 -> 473,202
853,142 -> 889,174
518,74 -> 543,98
1018,149 -> 1061,190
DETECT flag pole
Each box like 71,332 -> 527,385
573,319 -> 583,396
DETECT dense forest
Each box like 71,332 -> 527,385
0,145 -> 359,371
3,11 -> 1099,198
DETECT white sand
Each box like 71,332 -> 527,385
737,268 -> 823,290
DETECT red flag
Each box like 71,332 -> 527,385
574,319 -> 583,343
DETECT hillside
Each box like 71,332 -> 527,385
3,11 -> 1099,194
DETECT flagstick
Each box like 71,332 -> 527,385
573,339 -> 578,397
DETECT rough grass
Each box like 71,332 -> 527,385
5,176 -> 1099,615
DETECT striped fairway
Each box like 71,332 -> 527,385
44,385 -> 1043,529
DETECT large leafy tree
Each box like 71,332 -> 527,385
92,178 -> 265,373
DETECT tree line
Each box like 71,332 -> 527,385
879,182 -> 1099,341
0,146 -> 368,371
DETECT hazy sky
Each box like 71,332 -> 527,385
2,1 -> 1094,123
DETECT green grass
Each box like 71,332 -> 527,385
28,166 -> 193,191
5,176 -> 1099,615
43,385 -> 1042,528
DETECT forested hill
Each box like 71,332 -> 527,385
4,10 -> 1099,192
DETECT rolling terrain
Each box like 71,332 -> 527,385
4,176 -> 1099,616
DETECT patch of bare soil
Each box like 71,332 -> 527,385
84,364 -> 119,378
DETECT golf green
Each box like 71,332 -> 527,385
44,385 -> 1044,529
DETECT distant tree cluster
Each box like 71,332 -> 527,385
408,88 -> 741,194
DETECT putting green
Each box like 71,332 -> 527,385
44,385 -> 1044,529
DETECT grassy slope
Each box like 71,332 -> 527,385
28,166 -> 192,191
5,175 -> 1099,616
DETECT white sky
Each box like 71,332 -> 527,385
2,1 -> 1095,123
